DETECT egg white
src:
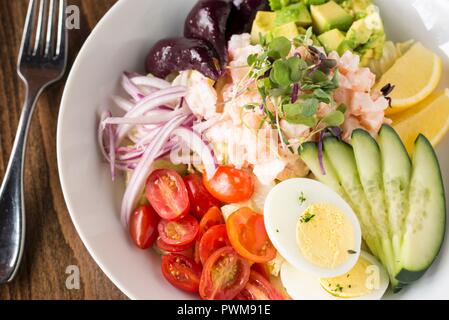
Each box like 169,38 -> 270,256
280,251 -> 390,300
264,178 -> 362,278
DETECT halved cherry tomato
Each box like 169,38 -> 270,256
203,166 -> 254,203
156,237 -> 194,253
184,173 -> 221,219
199,206 -> 225,237
194,207 -> 225,264
129,205 -> 159,249
194,240 -> 201,264
158,215 -> 199,246
146,169 -> 190,220
226,208 -> 276,263
251,263 -> 271,280
161,254 -> 202,293
234,271 -> 284,300
198,224 -> 231,265
199,246 -> 250,300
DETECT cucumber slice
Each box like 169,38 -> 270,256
377,125 -> 411,259
322,137 -> 382,258
351,129 -> 395,276
395,135 -> 446,283
300,142 -> 345,196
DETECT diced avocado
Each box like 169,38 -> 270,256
346,18 -> 373,46
251,11 -> 299,44
359,48 -> 374,66
337,39 -> 356,55
272,22 -> 300,40
395,135 -> 446,283
310,1 -> 353,34
304,0 -> 329,5
340,0 -> 373,19
275,3 -> 312,27
269,0 -> 300,11
251,11 -> 277,44
318,29 -> 346,53
361,31 -> 386,59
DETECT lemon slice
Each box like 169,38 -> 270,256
374,42 -> 442,115
390,89 -> 449,153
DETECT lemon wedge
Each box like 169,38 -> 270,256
374,42 -> 442,115
390,89 -> 449,153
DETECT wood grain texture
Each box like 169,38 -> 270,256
0,0 -> 126,300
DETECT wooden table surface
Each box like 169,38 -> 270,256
0,0 -> 127,300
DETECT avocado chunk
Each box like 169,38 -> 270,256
251,11 -> 277,43
346,18 -> 373,45
311,1 -> 353,34
304,0 -> 329,5
318,29 -> 346,53
275,3 -> 312,27
251,11 -> 299,44
345,10 -> 385,63
272,22 -> 300,40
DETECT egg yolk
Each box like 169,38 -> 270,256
320,256 -> 378,298
296,203 -> 355,269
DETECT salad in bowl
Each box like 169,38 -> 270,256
96,0 -> 447,300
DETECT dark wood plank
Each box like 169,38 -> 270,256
0,0 -> 126,300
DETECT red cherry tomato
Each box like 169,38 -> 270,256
146,169 -> 190,220
199,206 -> 225,237
226,208 -> 276,263
198,224 -> 231,265
158,215 -> 199,246
161,254 -> 202,293
252,263 -> 271,280
129,205 -> 159,249
234,271 -> 284,300
199,246 -> 250,300
184,173 -> 221,219
203,166 -> 254,203
156,237 -> 194,253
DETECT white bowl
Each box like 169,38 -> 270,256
57,0 -> 449,299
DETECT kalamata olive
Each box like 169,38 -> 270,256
145,37 -> 221,81
227,0 -> 270,36
184,0 -> 232,68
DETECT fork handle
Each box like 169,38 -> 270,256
0,84 -> 42,283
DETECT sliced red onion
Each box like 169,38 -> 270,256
291,83 -> 299,103
171,127 -> 218,180
192,115 -> 220,134
113,96 -> 133,112
318,131 -> 326,175
135,126 -> 162,147
115,87 -> 187,144
106,104 -> 190,126
130,75 -> 171,90
97,111 -> 110,162
121,115 -> 188,225
107,113 -> 117,180
121,72 -> 145,101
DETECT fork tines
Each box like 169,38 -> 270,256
20,0 -> 67,59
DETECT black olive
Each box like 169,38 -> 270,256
145,37 -> 221,81
227,0 -> 270,37
184,0 -> 233,68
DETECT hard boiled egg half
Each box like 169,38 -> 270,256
281,251 -> 389,300
264,178 -> 362,278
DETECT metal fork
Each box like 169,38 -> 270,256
0,0 -> 67,283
